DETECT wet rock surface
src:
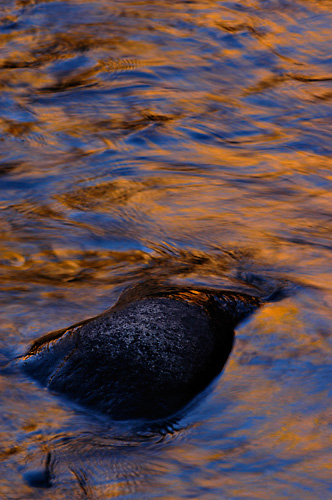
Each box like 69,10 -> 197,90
19,285 -> 261,421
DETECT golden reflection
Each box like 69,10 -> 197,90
0,0 -> 332,498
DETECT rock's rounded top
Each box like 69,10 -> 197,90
19,284 -> 262,421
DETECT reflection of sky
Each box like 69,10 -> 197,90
0,0 -> 332,498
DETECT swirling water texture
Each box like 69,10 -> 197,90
0,0 -> 332,499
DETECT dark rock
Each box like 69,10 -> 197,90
19,283 -> 262,421
23,452 -> 53,488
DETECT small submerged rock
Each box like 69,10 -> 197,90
19,283 -> 262,421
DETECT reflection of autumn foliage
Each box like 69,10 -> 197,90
0,0 -> 331,497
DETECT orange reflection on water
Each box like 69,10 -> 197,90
0,0 -> 332,498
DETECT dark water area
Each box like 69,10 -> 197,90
0,0 -> 332,498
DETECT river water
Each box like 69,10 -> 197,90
0,0 -> 332,498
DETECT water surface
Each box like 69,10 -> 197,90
0,0 -> 332,498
